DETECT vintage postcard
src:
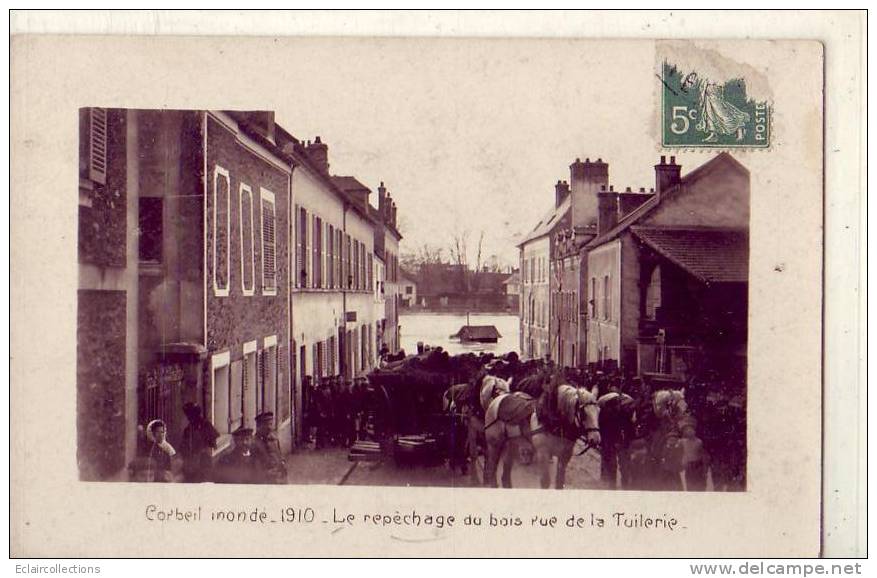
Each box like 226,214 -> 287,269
11,24 -> 834,558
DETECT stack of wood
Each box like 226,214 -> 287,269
348,439 -> 383,462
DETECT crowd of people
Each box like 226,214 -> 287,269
128,404 -> 288,484
127,347 -> 746,492
562,367 -> 747,492
301,374 -> 381,450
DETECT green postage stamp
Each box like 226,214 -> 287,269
661,61 -> 771,148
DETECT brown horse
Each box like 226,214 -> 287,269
483,384 -> 601,489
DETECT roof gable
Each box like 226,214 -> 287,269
586,152 -> 749,249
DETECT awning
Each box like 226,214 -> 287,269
632,226 -> 749,283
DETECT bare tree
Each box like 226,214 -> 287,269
418,243 -> 444,266
475,230 -> 485,273
449,231 -> 469,267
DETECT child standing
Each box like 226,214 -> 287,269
680,422 -> 709,491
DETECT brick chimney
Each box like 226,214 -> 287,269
569,157 -> 608,228
555,180 -> 570,207
378,181 -> 387,218
306,136 -> 329,173
617,188 -> 653,218
383,192 -> 393,221
597,185 -> 619,235
391,202 -> 397,227
654,155 -> 681,194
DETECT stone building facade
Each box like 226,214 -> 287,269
584,153 -> 750,383
77,108 -> 405,479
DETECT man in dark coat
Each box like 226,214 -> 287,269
254,412 -> 287,484
180,403 -> 220,483
599,378 -> 637,489
215,426 -> 263,484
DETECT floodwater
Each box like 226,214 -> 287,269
399,312 -> 520,356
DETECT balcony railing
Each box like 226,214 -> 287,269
637,342 -> 700,383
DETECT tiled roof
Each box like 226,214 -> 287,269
331,175 -> 370,192
631,226 -> 749,283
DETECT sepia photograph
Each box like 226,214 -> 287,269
78,53 -> 755,492
12,11 -> 859,558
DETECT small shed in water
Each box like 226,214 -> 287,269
449,325 -> 502,343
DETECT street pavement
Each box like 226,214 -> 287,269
285,443 -> 604,489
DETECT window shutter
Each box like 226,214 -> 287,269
352,240 -> 358,290
321,220 -> 327,289
327,224 -> 332,289
343,234 -> 349,289
88,107 -> 108,185
308,214 -> 315,288
312,216 -> 319,289
262,198 -> 276,292
295,206 -> 302,288
233,360 -> 245,430
337,230 -> 342,289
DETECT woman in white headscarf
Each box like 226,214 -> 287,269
143,419 -> 177,482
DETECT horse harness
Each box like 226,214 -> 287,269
573,398 -> 601,456
485,394 -> 600,456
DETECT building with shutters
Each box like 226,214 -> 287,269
77,108 -> 293,479
77,108 -> 406,480
583,153 -> 749,384
517,158 -> 604,363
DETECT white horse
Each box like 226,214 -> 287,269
484,383 -> 601,489
443,374 -> 512,485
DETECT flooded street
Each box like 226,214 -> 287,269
398,312 -> 520,356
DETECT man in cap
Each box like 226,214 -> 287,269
254,411 -> 287,484
215,426 -> 262,484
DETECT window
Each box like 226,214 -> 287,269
361,245 -> 367,290
336,229 -> 343,289
314,216 -> 323,288
315,342 -> 324,378
211,351 -> 231,438
213,166 -> 230,296
345,234 -> 352,289
239,184 -> 255,295
368,253 -> 374,293
367,324 -> 373,368
326,225 -> 335,289
138,197 -> 162,262
361,324 -> 368,370
296,206 -> 308,288
260,189 -> 277,295
645,266 -> 662,320
353,240 -> 360,290
405,286 -> 413,295
262,336 -> 278,419
328,335 -> 336,375
603,275 -> 611,321
590,277 -> 597,318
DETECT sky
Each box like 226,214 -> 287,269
256,38 -> 758,268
